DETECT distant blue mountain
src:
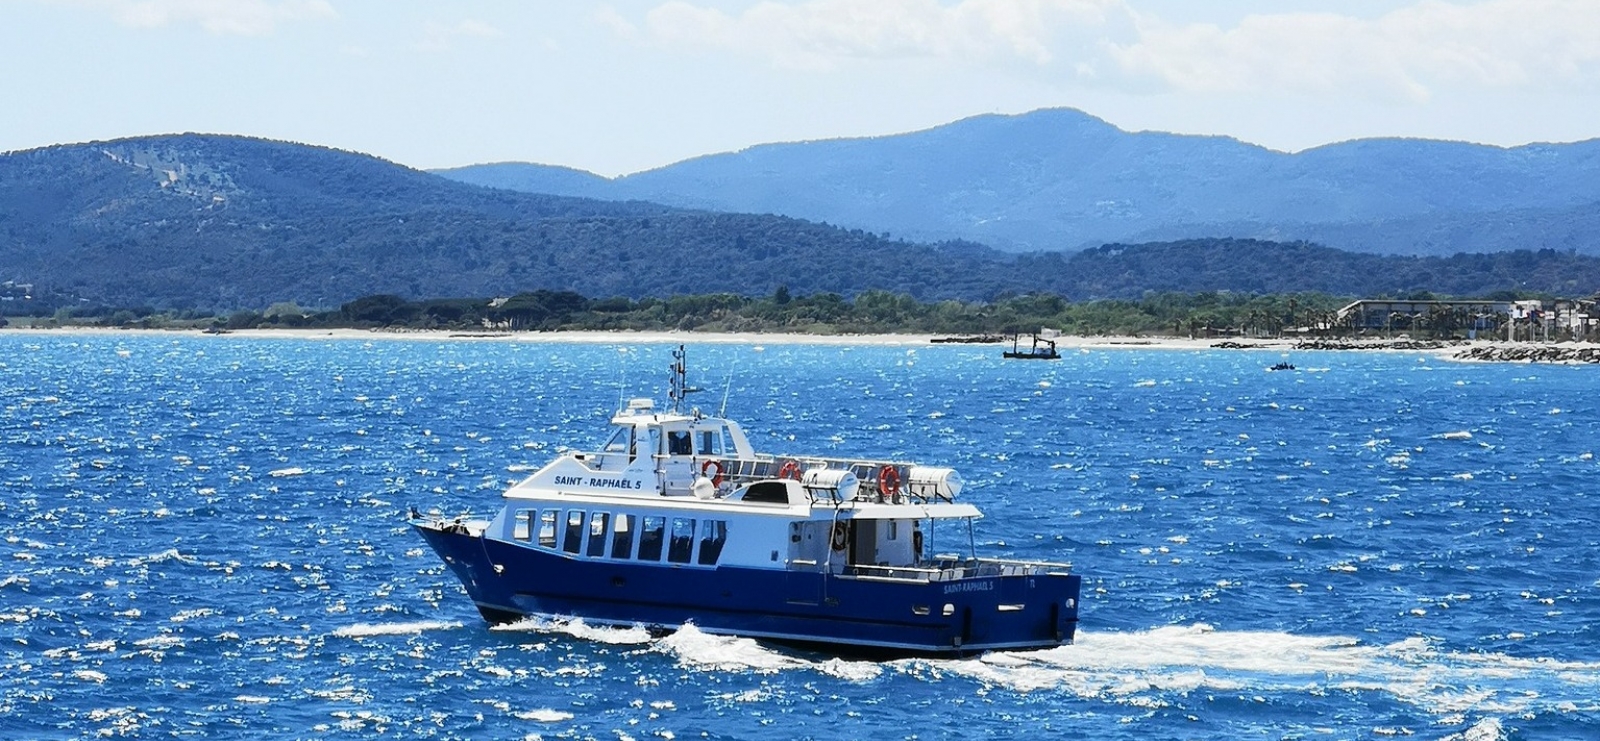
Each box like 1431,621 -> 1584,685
431,162 -> 614,200
433,108 -> 1600,256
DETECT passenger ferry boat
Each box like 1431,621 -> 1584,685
411,347 -> 1082,657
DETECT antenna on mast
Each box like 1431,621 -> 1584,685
668,345 -> 701,413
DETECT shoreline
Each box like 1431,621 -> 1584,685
6,325 -> 1600,362
0,325 -> 1294,350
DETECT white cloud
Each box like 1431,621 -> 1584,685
640,0 -> 1131,71
62,0 -> 337,36
622,0 -> 1600,100
1110,0 -> 1600,100
415,18 -> 505,52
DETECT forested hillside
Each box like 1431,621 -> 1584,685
3,134 -> 1599,315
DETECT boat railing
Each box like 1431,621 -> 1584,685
925,556 -> 1074,579
708,455 -> 955,504
561,450 -> 956,504
846,557 -> 1072,582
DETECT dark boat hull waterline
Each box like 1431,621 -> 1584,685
416,520 -> 1081,658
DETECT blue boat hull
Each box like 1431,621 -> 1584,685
415,521 -> 1080,658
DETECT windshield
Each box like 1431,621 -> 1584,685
601,425 -> 632,453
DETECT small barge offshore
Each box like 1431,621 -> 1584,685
411,347 -> 1081,657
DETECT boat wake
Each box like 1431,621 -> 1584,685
939,624 -> 1600,719
658,624 -> 883,681
628,622 -> 1594,731
491,616 -> 654,645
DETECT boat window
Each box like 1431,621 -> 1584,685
697,429 -> 724,455
602,425 -> 632,453
563,511 -> 584,554
668,518 -> 696,563
512,510 -> 532,541
742,481 -> 790,504
667,430 -> 692,455
697,520 -> 727,565
587,512 -> 609,557
638,516 -> 666,561
537,510 -> 558,548
646,428 -> 661,459
611,514 -> 635,559
889,520 -> 899,540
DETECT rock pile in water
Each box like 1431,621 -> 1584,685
1453,344 -> 1600,363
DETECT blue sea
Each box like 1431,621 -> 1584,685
2,334 -> 1597,740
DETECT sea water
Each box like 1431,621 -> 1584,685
1,335 -> 1596,740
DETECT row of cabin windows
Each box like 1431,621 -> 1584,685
512,509 -> 728,566
601,425 -> 728,460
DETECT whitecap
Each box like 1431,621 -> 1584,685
331,620 -> 461,638
1437,431 -> 1474,440
512,709 -> 574,722
134,634 -> 185,649
491,616 -> 653,645
129,548 -> 198,567
268,467 -> 307,478
1442,717 -> 1504,741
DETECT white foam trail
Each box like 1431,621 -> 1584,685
490,616 -> 653,645
659,624 -> 808,673
931,625 -> 1600,717
331,620 -> 461,638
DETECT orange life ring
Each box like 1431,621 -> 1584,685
831,521 -> 848,551
877,465 -> 901,500
701,459 -> 724,486
778,460 -> 803,480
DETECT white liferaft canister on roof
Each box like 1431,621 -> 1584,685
906,467 -> 962,499
801,468 -> 860,501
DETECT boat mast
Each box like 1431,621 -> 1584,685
668,345 -> 700,414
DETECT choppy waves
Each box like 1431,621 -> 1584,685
2,336 -> 1597,740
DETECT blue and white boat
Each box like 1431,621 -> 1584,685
412,346 -> 1082,657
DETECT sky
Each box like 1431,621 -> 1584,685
4,0 -> 1600,177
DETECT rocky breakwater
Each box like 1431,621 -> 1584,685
1211,340 -> 1458,351
1452,343 -> 1600,363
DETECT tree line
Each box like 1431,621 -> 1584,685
16,287 -> 1575,340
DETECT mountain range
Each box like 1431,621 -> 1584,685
435,107 -> 1600,256
4,118 -> 1600,313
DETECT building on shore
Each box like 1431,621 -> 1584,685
1335,297 -> 1598,342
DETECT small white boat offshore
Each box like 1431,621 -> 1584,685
412,346 -> 1082,657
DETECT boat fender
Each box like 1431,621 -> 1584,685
877,465 -> 902,502
701,459 -> 724,486
778,459 -> 803,480
831,522 -> 848,551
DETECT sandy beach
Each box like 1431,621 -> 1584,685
2,324 -> 1283,350
8,325 -> 1599,362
